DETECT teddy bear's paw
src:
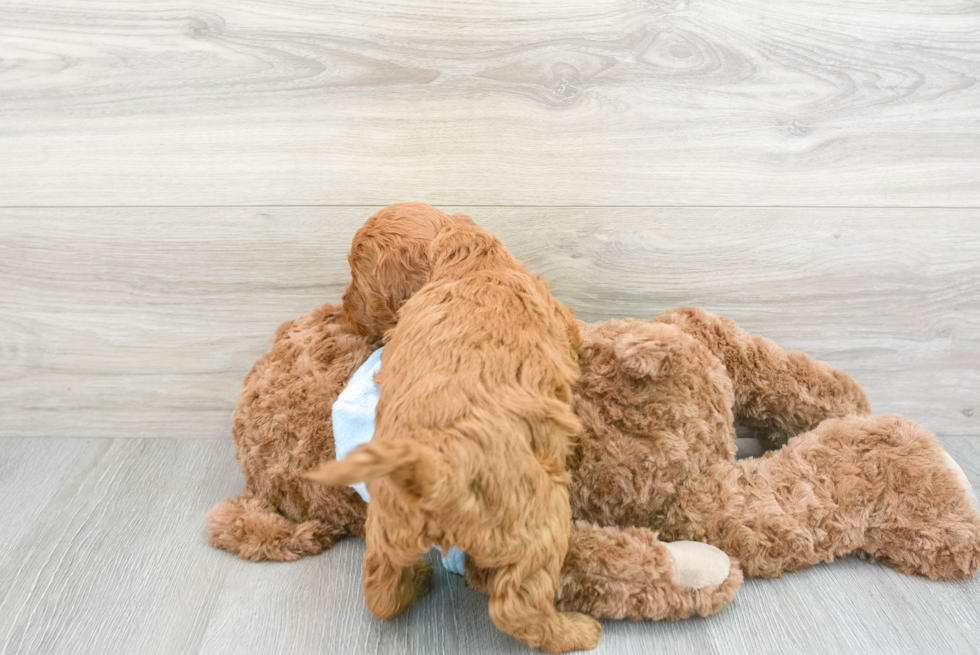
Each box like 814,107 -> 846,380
942,450 -> 978,510
664,541 -> 732,590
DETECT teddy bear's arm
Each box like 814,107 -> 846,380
655,307 -> 871,449
464,521 -> 742,621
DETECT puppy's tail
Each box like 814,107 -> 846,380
303,440 -> 444,501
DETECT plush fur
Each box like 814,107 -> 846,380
302,208 -> 600,654
208,301 -> 980,611
569,310 -> 979,579
207,206 -> 980,637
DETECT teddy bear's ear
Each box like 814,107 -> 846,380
613,323 -> 678,379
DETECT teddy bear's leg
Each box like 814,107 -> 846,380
665,414 -> 980,580
858,420 -> 980,580
655,307 -> 871,449
206,489 -> 350,562
465,521 -> 743,621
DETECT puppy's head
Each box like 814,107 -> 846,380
342,203 -> 474,337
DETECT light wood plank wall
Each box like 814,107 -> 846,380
1,207 -> 977,438
2,0 -> 980,206
1,1 -> 978,438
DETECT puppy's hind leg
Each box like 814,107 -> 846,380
489,560 -> 601,654
361,512 -> 433,620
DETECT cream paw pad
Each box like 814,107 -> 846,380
942,450 -> 978,510
663,541 -> 732,590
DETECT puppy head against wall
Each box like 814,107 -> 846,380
342,203 -> 474,337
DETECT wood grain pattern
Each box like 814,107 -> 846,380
1,206 -> 977,438
1,0 -> 979,206
0,436 -> 978,655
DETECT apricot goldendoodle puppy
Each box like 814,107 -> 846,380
303,206 -> 602,653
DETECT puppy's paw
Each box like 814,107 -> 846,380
664,541 -> 731,590
408,558 -> 433,599
384,559 -> 434,618
542,612 -> 601,654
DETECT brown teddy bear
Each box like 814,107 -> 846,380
207,206 -> 980,623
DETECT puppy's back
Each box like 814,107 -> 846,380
375,223 -> 580,467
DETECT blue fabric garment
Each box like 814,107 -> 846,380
332,346 -> 467,576
440,545 -> 466,577
332,347 -> 384,503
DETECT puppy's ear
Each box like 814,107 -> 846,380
343,238 -> 433,337
303,440 -> 446,502
373,242 -> 433,316
341,269 -> 373,337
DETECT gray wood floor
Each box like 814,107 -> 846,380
1,437 -> 979,655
